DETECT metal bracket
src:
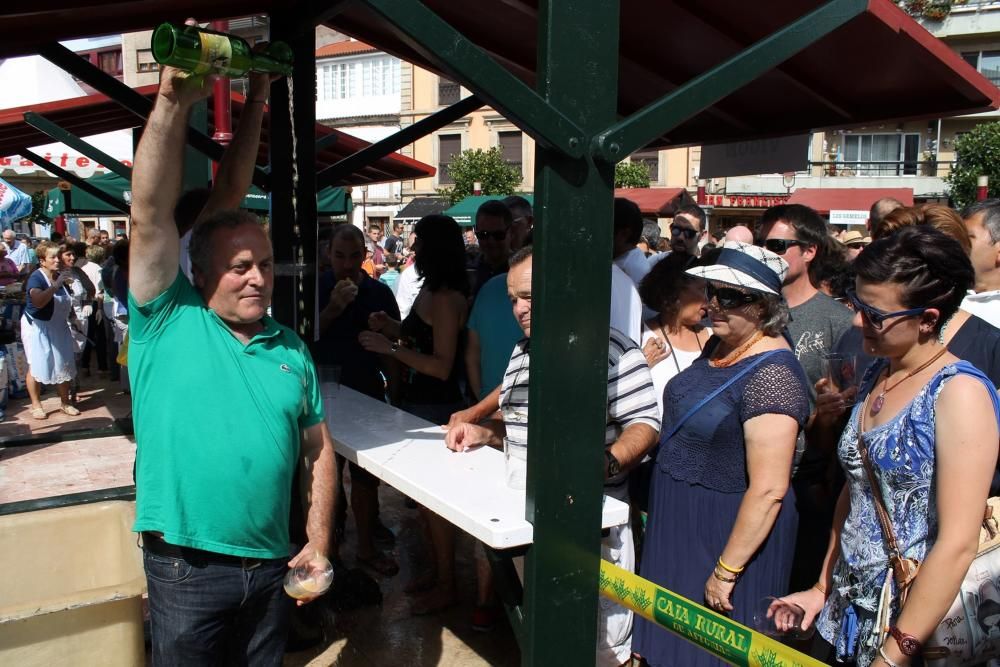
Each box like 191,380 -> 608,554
592,0 -> 868,162
359,0 -> 586,158
24,112 -> 134,181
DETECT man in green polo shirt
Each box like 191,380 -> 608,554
128,61 -> 336,666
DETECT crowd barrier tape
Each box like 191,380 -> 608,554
598,559 -> 826,667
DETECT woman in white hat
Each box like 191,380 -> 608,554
632,241 -> 810,667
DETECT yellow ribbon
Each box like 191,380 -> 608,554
598,559 -> 826,667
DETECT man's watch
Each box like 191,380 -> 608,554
888,626 -> 922,656
605,450 -> 621,478
389,341 -> 400,355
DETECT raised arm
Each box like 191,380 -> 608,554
195,72 -> 271,223
130,66 -> 213,304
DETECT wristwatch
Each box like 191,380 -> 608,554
888,626 -> 922,656
605,450 -> 621,478
389,341 -> 400,355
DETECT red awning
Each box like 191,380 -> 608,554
0,86 -> 435,186
787,188 -> 914,215
0,2 -> 995,149
614,187 -> 695,217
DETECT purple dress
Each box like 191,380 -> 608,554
633,347 -> 810,667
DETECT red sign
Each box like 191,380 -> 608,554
705,194 -> 790,208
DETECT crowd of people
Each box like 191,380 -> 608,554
6,228 -> 130,419
116,57 -> 1000,667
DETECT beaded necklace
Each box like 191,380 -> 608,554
709,331 -> 765,368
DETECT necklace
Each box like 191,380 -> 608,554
870,347 -> 949,415
710,331 -> 765,368
658,318 -> 704,374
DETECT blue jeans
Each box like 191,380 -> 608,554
144,549 -> 292,666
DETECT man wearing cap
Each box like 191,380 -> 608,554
758,203 -> 854,592
446,245 -> 660,667
840,230 -> 870,261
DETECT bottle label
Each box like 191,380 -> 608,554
195,33 -> 233,75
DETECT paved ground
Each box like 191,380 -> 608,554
0,371 -> 521,665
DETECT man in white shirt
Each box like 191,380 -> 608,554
612,198 -> 650,287
2,229 -> 31,274
962,199 -> 1000,328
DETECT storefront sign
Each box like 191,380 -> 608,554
829,209 -> 869,226
704,194 -> 790,209
700,134 -> 811,178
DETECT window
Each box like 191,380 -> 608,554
631,150 -> 660,182
498,131 -> 523,175
960,50 -> 1000,86
98,50 -> 122,77
318,56 -> 399,101
842,133 -> 920,176
319,63 -> 350,100
438,134 -> 462,185
438,77 -> 460,106
136,49 -> 159,73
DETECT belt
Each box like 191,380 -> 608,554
141,532 -> 270,570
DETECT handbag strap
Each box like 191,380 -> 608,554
855,400 -> 906,567
661,349 -> 783,444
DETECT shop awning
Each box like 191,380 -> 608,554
614,187 -> 695,217
1,2 -> 995,149
45,172 -> 352,217
395,197 -> 448,223
0,86 -> 435,187
443,194 -> 534,226
787,187 -> 914,217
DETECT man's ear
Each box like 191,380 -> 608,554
994,241 -> 1000,270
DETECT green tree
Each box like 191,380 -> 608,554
437,146 -> 523,205
615,160 -> 651,189
946,121 -> 1000,210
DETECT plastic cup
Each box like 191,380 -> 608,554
504,437 -> 527,490
752,596 -> 813,641
822,352 -> 859,406
317,365 -> 342,397
283,554 -> 334,600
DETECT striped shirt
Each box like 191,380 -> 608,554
499,328 -> 661,488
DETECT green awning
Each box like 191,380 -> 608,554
442,194 -> 533,226
45,173 -> 352,217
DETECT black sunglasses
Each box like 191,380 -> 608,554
760,238 -> 807,255
475,229 -> 508,242
845,288 -> 928,331
670,225 -> 698,240
706,283 -> 762,310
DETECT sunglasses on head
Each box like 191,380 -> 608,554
475,229 -> 508,242
760,238 -> 807,255
670,225 -> 698,240
845,288 -> 928,330
706,283 -> 762,310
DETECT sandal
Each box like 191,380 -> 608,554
30,407 -> 47,420
60,404 -> 80,416
357,552 -> 400,577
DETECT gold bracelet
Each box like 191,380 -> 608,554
712,568 -> 738,584
812,581 -> 828,596
717,557 -> 745,574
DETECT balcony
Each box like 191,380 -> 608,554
725,160 -> 953,198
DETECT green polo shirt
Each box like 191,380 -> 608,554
129,271 -> 323,558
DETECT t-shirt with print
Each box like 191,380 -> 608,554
128,271 -> 324,559
788,291 -> 853,403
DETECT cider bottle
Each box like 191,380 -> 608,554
151,23 -> 293,77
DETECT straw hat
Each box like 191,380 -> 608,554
685,241 -> 788,296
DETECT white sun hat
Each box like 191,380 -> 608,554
685,241 -> 788,296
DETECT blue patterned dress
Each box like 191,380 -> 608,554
816,360 -> 1000,666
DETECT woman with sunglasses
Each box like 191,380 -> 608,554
359,214 -> 469,614
632,242 -> 810,667
781,226 -> 999,667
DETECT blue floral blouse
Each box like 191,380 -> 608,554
816,360 -> 1000,666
